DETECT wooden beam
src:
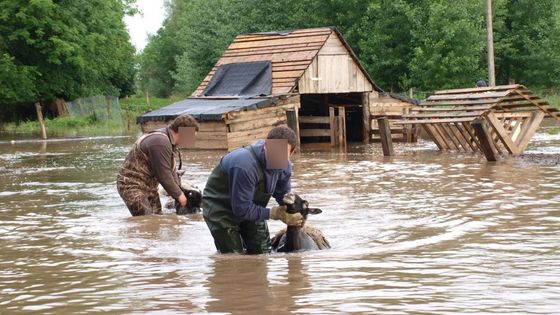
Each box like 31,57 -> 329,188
454,122 -> 478,152
422,124 -> 446,150
438,124 -> 462,151
515,90 -> 559,121
485,112 -> 520,154
338,106 -> 347,150
515,110 -> 545,152
286,110 -> 301,149
377,117 -> 394,156
461,122 -> 484,152
471,119 -> 499,161
362,93 -> 371,144
300,129 -> 331,137
329,107 -> 336,147
35,102 -> 47,140
299,116 -> 330,124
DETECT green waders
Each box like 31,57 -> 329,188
202,146 -> 272,254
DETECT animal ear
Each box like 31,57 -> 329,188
308,208 -> 322,214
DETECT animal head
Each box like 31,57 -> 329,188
282,192 -> 322,220
176,187 -> 202,215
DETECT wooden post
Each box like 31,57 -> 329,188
286,110 -> 301,150
472,119 -> 499,161
338,106 -> 346,150
361,93 -> 370,144
125,95 -> 131,131
145,90 -> 151,111
35,102 -> 47,140
329,107 -> 336,147
377,117 -> 394,156
408,88 -> 413,99
486,0 -> 496,86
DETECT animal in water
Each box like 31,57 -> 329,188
175,186 -> 202,215
161,185 -> 202,214
271,192 -> 330,252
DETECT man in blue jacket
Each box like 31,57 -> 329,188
202,126 -> 303,254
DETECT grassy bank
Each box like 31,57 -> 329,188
1,95 -> 180,137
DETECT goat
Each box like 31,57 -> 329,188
271,192 -> 330,252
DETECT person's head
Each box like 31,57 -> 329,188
264,125 -> 297,168
168,114 -> 200,147
267,125 -> 297,154
168,114 -> 200,132
476,79 -> 487,87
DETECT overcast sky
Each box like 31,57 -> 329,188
124,0 -> 165,52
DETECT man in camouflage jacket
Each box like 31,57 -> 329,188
117,114 -> 199,216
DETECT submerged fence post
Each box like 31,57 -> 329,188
377,117 -> 394,156
35,102 -> 47,140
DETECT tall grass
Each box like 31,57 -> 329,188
2,94 -> 181,137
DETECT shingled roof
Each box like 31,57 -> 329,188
193,27 -> 381,96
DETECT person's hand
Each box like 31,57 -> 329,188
269,205 -> 303,226
177,193 -> 187,207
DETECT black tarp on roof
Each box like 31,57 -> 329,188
201,61 -> 272,97
136,97 -> 276,123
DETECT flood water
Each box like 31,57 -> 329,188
1,125 -> 559,314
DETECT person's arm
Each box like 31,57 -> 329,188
146,143 -> 182,199
228,166 -> 269,221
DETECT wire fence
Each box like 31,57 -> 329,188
66,95 -> 122,121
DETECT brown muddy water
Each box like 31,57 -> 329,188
1,125 -> 559,314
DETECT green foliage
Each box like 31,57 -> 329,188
0,0 -> 136,122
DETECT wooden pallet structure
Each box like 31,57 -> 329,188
396,85 -> 559,161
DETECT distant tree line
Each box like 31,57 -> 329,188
139,0 -> 560,98
0,0 -> 136,122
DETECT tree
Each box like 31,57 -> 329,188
0,0 -> 136,121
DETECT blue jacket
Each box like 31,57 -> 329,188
219,140 -> 291,221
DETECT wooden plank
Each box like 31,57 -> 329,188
515,110 -> 545,152
454,122 -> 478,152
329,107 -> 336,146
403,110 -> 485,119
471,120 -> 499,161
395,117 -> 475,124
223,44 -> 325,58
509,117 -> 524,143
412,105 -> 492,111
228,34 -> 330,50
515,90 -> 559,121
377,117 -> 394,156
228,115 -> 286,132
433,84 -> 521,95
438,124 -> 462,150
419,95 -> 541,107
225,103 -> 295,124
300,129 -> 331,137
461,122 -> 483,151
299,116 -> 330,124
362,93 -> 371,144
493,112 -> 534,119
427,91 -> 510,101
286,110 -> 300,149
338,106 -> 346,149
485,112 -> 519,154
422,124 -> 446,150
446,123 -> 471,151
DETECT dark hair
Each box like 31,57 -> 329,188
266,125 -> 297,149
476,79 -> 487,87
168,114 -> 200,132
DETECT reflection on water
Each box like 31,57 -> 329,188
0,129 -> 559,314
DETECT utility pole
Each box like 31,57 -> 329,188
486,0 -> 496,86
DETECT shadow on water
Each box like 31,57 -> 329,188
0,129 -> 559,314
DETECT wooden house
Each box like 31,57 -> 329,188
138,27 -> 416,150
396,84 -> 559,161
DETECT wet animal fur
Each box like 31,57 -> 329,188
175,187 -> 202,215
271,192 -> 330,252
